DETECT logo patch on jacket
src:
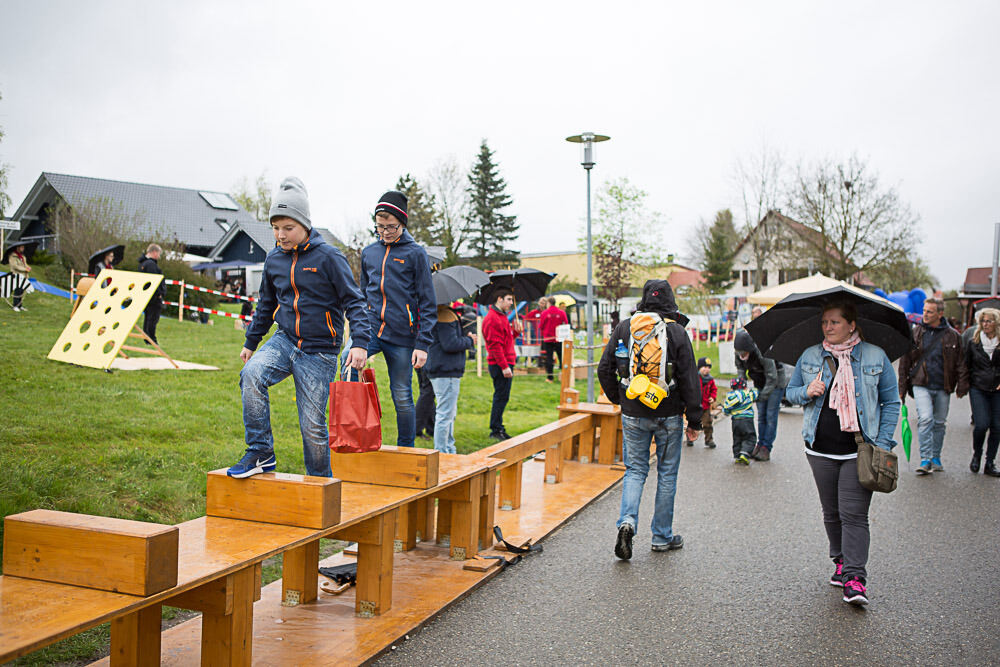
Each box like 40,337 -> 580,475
392,258 -> 405,264
302,266 -> 317,272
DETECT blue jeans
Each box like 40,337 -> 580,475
913,386 -> 951,460
756,387 -> 784,450
366,336 -> 416,447
969,387 -> 1000,464
429,376 -> 461,454
617,414 -> 683,546
240,330 -> 338,477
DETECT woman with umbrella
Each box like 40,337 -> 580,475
3,243 -> 33,312
783,299 -> 901,607
89,245 -> 124,275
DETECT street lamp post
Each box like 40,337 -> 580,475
566,132 -> 610,402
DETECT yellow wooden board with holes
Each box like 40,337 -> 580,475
47,269 -> 162,369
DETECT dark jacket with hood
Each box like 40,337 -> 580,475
245,229 -> 370,354
426,307 -> 474,378
597,280 -> 702,428
965,333 -> 1000,392
360,229 -> 437,351
734,330 -> 784,400
138,253 -> 166,301
897,320 -> 969,398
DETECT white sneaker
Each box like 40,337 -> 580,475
12,307 -> 22,312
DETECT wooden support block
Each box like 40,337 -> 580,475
414,497 -> 429,542
560,387 -> 579,405
479,472 -> 496,551
544,442 -> 562,484
446,475 -> 483,560
168,576 -> 235,615
3,509 -> 178,596
498,461 -> 522,511
110,604 -> 161,666
563,433 -> 577,461
350,509 -> 397,617
578,426 -> 596,464
463,556 -> 501,572
282,540 -> 320,606
200,565 -> 257,666
206,470 -> 341,529
395,502 -> 418,552
436,500 -> 452,546
331,446 -> 439,489
597,414 -> 620,465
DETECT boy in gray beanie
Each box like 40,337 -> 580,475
229,177 -> 372,478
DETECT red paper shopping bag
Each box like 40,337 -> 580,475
329,367 -> 382,453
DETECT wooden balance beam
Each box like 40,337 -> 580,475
558,402 -> 623,465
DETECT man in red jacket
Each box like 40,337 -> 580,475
483,288 -> 517,439
539,296 -> 569,382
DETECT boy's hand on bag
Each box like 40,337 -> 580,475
347,347 -> 367,369
412,349 -> 427,369
239,347 -> 253,363
806,371 -> 826,398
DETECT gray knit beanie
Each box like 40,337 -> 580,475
269,177 -> 311,230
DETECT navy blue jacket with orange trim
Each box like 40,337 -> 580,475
244,229 -> 370,354
359,230 -> 437,351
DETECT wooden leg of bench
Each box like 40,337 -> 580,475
350,508 -> 397,617
282,539 -> 319,606
562,433 -> 575,461
598,415 -> 618,465
395,501 -> 418,552
436,499 -> 452,546
201,565 -> 257,666
414,497 -> 429,542
479,471 -> 496,550
577,425 -> 595,463
439,475 -> 482,560
498,461 -> 522,510
110,603 -> 161,666
544,441 -> 562,483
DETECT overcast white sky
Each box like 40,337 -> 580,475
1,1 -> 997,289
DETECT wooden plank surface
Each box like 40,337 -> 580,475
332,446 -> 440,489
206,470 -> 342,529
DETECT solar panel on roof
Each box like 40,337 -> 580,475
199,191 -> 239,210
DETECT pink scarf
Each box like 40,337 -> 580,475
822,332 -> 862,433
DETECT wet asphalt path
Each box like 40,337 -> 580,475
376,396 -> 999,666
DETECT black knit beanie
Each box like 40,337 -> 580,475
374,191 -> 408,226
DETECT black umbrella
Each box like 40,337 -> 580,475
475,268 -> 555,305
745,285 -> 912,364
2,241 -> 38,265
431,265 -> 490,305
87,244 -> 125,275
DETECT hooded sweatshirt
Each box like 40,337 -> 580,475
360,229 -> 437,351
597,280 -> 702,428
734,329 -> 782,400
245,228 -> 370,354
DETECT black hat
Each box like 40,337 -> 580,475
374,191 -> 408,225
697,356 -> 712,369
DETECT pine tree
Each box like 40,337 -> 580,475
701,209 -> 739,293
394,173 -> 439,245
465,140 -> 519,269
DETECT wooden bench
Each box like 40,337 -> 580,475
470,413 -> 594,511
558,402 -> 622,465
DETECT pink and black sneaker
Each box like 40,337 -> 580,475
842,577 -> 869,606
829,558 -> 844,587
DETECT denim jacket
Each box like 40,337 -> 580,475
785,342 -> 901,452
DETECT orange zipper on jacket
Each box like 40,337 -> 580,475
378,245 -> 390,337
325,312 -> 337,341
406,303 -> 413,328
290,250 -> 301,348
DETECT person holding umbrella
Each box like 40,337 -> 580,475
963,307 -> 1000,476
784,300 -> 901,606
4,243 -> 32,312
88,244 -> 124,275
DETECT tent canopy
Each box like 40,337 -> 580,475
748,273 -> 889,307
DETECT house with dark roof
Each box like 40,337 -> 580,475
7,172 -> 261,256
206,220 -> 346,264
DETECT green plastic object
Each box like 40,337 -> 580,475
900,404 -> 912,461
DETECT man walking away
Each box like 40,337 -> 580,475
898,297 -> 969,474
138,243 -> 166,343
483,288 -> 517,440
597,279 -> 702,559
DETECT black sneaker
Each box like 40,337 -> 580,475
490,432 -> 506,441
842,577 -> 869,606
752,446 -> 771,461
705,440 -> 716,449
651,534 -> 684,552
614,524 -> 634,560
829,558 -> 845,587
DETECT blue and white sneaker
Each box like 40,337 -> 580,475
931,457 -> 944,472
227,451 -> 276,478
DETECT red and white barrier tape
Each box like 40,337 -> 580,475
164,301 -> 252,321
163,280 -> 255,303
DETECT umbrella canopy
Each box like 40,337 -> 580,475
745,285 -> 912,364
431,265 -> 490,305
2,241 -> 38,265
475,268 -> 555,306
423,246 -> 447,267
87,244 -> 125,275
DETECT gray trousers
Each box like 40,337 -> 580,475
806,454 -> 874,581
